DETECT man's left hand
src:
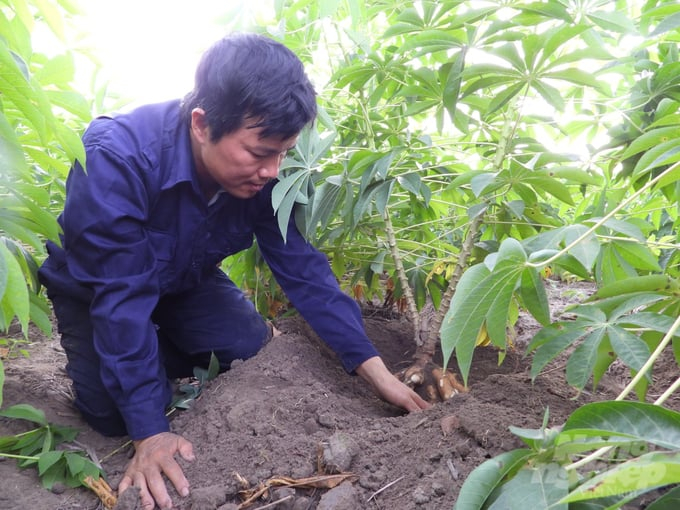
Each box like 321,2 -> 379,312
356,356 -> 431,412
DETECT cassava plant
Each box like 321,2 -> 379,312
0,0 -> 93,404
260,0 -> 680,403
455,312 -> 680,509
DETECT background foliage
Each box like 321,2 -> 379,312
231,0 -> 680,396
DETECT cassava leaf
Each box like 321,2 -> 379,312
561,401 -> 680,450
454,449 -> 533,510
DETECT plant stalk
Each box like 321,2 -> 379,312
420,212 -> 486,360
383,207 -> 421,344
0,452 -> 38,461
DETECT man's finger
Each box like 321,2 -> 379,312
132,471 -> 157,510
117,474 -> 132,495
411,392 -> 431,411
178,438 -> 195,462
162,456 -> 190,498
144,468 -> 173,509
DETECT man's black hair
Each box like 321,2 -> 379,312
181,33 -> 317,142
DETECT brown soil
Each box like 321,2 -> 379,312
0,280 -> 675,510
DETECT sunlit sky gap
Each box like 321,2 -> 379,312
36,1 -> 647,164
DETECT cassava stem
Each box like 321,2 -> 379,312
420,211 -> 485,361
383,207 -> 421,344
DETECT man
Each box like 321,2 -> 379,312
39,33 -> 429,510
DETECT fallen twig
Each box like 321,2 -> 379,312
366,475 -> 405,503
253,495 -> 294,509
447,458 -> 459,480
237,473 -> 357,509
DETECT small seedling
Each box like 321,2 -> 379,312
0,403 -> 104,490
170,352 -> 220,410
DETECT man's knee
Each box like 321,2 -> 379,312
74,397 -> 127,437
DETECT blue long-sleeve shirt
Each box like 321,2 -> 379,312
38,100 -> 378,439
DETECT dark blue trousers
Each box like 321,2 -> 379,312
50,270 -> 270,437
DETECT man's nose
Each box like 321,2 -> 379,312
258,153 -> 283,179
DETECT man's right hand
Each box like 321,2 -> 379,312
117,432 -> 195,510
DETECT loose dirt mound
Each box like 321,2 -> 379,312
0,281 -> 649,510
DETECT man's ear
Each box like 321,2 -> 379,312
190,108 -> 210,143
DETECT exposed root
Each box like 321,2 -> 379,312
398,363 -> 468,403
235,472 -> 358,509
83,475 -> 117,509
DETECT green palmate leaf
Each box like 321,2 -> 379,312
395,29 -> 462,56
488,42 -> 526,71
485,269 -> 519,348
470,172 -> 498,197
0,404 -> 48,426
65,450 -> 85,475
566,327 -> 606,390
608,326 -> 651,375
485,239 -> 527,346
453,449 -> 533,510
272,171 -> 309,242
586,10 -> 637,34
549,167 -> 603,186
307,179 -> 342,235
652,62 -> 680,94
29,292 -> 52,337
487,464 -> 569,510
517,2 -> 572,23
564,224 -> 600,271
528,325 -> 587,380
442,45 -> 467,122
592,336 -> 616,390
441,257 -> 525,384
619,126 -> 678,161
0,43 -> 49,143
531,79 -> 565,112
561,401 -> 680,450
599,217 -> 646,242
632,139 -> 680,180
623,312 -> 680,337
373,179 -> 394,215
38,450 -> 63,476
526,174 -> 574,205
650,11 -> 680,36
0,242 -> 30,334
544,68 -> 607,93
645,485 -> 680,509
396,172 -> 421,196
294,125 -> 336,169
488,81 -> 526,115
54,119 -> 86,166
518,267 -> 551,326
0,112 -> 29,178
352,179 -> 390,226
562,451 -> 680,503
553,254 -> 591,280
588,274 -> 676,301
608,239 -> 661,273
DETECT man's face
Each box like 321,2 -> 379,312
190,109 -> 298,199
